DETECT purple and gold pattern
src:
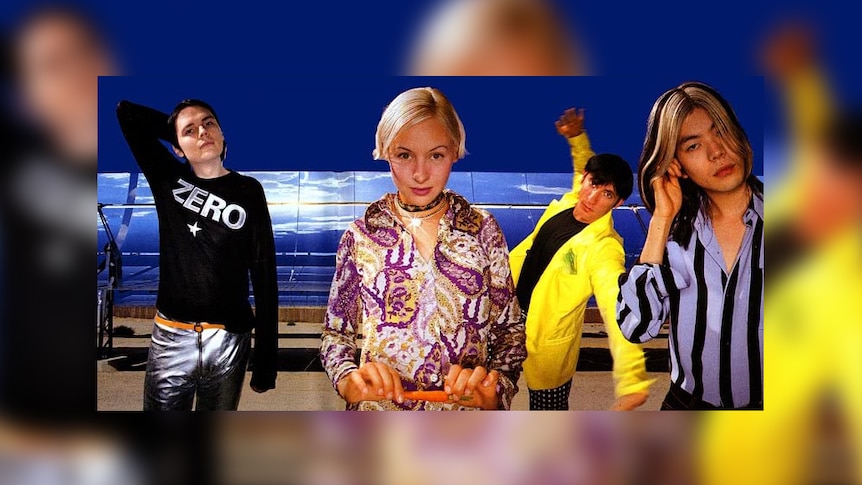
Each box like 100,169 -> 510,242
320,191 -> 526,410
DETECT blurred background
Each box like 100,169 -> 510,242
2,0 -> 862,484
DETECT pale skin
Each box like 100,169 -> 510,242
641,107 -> 750,273
557,108 -> 649,411
336,116 -> 502,409
172,105 -> 267,394
337,362 -> 501,410
171,106 -> 230,179
386,117 -> 456,262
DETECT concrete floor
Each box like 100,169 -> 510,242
97,318 -> 670,411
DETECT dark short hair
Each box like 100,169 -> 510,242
167,99 -> 227,160
584,153 -> 634,201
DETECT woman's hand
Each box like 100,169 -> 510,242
337,362 -> 405,404
555,107 -> 585,139
652,159 -> 685,220
444,365 -> 500,410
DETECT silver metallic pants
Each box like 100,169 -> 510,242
143,318 -> 250,411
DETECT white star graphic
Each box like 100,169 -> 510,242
187,221 -> 202,237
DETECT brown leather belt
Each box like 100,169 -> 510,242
154,314 -> 225,333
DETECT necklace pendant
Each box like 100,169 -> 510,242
408,217 -> 422,229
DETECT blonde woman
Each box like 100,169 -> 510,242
320,87 -> 526,410
617,81 -> 764,410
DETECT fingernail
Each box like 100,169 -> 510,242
386,392 -> 393,400
445,386 -> 451,393
397,394 -> 403,403
378,388 -> 384,396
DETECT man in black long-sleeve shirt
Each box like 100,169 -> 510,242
116,99 -> 277,410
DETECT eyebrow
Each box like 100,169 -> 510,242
180,116 -> 216,133
678,123 -> 715,147
394,145 -> 449,152
587,175 -> 617,194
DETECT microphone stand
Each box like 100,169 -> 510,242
97,203 -> 120,359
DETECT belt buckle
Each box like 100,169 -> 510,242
193,323 -> 204,333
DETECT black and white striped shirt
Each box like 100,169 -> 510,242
617,192 -> 763,408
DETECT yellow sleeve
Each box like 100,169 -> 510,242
589,238 -> 653,398
512,133 -> 594,284
568,132 -> 594,193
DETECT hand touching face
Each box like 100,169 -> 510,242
651,159 -> 685,220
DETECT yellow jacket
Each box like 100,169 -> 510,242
509,133 -> 651,395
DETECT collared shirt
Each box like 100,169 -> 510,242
617,190 -> 764,408
320,190 -> 526,410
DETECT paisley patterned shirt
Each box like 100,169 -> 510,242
320,190 -> 526,410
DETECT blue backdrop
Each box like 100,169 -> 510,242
4,1 -> 858,87
99,77 -> 764,175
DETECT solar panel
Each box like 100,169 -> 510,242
98,170 -> 662,307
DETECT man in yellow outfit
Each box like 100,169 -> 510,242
510,108 -> 652,410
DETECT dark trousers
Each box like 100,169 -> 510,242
661,382 -> 763,410
529,379 -> 574,410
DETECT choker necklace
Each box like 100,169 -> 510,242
396,191 -> 446,212
395,200 -> 447,231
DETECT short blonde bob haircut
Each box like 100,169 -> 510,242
373,87 -> 467,161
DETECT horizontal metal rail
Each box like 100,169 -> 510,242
98,202 -> 649,211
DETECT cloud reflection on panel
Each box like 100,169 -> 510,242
298,171 -> 354,203
245,171 -> 300,203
